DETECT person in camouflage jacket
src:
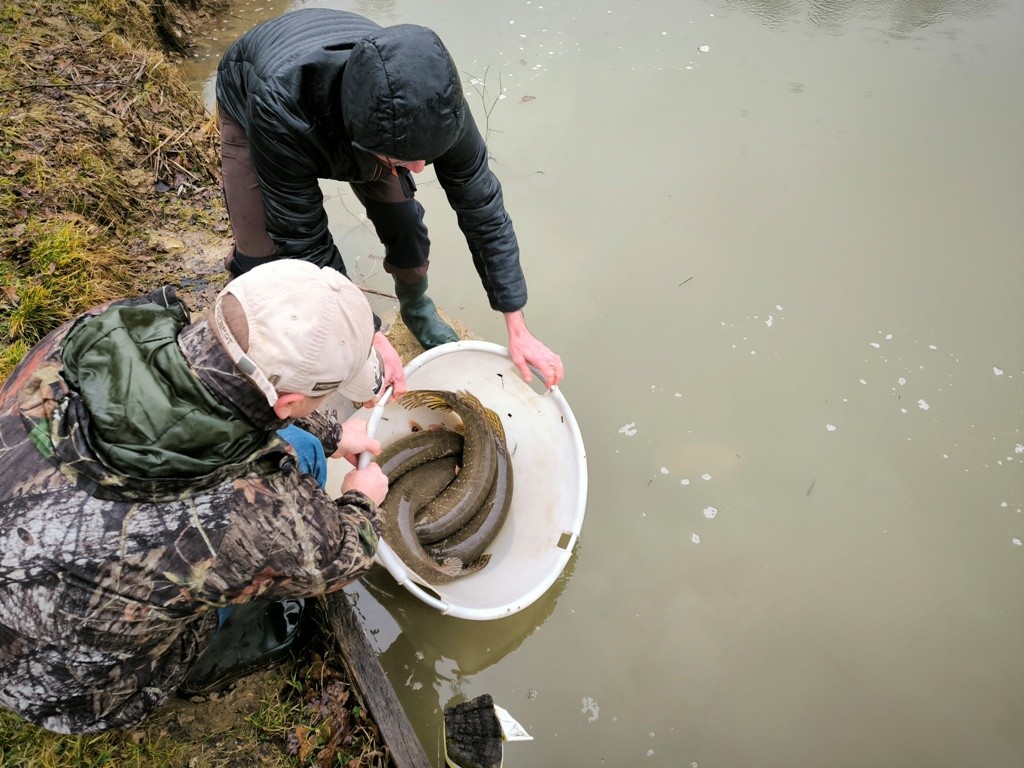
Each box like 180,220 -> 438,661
0,262 -> 387,733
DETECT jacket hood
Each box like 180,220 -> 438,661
58,296 -> 269,484
341,24 -> 466,161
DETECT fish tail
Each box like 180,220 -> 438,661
439,557 -> 464,577
462,554 -> 491,574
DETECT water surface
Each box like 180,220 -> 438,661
187,1 -> 1024,765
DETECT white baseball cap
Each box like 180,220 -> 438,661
211,260 -> 382,407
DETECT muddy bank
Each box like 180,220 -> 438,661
0,0 -> 227,377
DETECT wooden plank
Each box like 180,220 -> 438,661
324,589 -> 433,768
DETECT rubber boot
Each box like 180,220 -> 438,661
394,277 -> 458,349
179,598 -> 306,696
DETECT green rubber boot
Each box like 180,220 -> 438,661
394,277 -> 459,349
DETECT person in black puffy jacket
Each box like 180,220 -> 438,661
215,8 -> 564,397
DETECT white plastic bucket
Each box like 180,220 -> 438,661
359,341 -> 587,621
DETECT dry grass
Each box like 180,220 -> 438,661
0,0 -> 224,381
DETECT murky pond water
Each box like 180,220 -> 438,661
187,0 -> 1024,764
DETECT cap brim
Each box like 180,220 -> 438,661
337,347 -> 384,403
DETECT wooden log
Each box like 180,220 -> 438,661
324,588 -> 433,768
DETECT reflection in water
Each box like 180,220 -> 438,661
713,0 -> 996,35
179,0 -> 290,99
345,552 -> 576,749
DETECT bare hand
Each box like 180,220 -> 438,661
331,415 -> 381,465
341,462 -> 388,505
365,332 -> 408,407
504,310 -> 564,389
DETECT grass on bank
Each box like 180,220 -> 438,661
0,715 -> 192,768
0,0 -> 222,382
0,216 -> 133,375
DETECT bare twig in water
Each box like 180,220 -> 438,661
463,65 -> 507,144
359,286 -> 397,300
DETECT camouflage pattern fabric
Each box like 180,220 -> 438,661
0,292 -> 381,733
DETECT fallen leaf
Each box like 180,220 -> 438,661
286,725 -> 317,762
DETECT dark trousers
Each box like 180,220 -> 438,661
218,110 -> 430,284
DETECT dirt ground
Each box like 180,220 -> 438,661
138,605 -> 392,768
153,669 -> 289,767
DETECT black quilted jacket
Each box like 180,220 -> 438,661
215,8 -> 527,312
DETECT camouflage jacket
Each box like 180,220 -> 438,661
0,289 -> 381,733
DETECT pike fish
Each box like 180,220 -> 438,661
428,428 -> 513,566
391,455 -> 460,508
399,390 -> 503,545
374,426 -> 463,480
380,455 -> 487,584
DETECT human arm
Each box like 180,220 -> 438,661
330,413 -> 380,463
432,112 -> 565,385
209,464 -> 385,603
432,110 -> 528,312
331,415 -> 388,503
340,462 -> 388,506
295,409 -> 389,502
504,309 -> 564,389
